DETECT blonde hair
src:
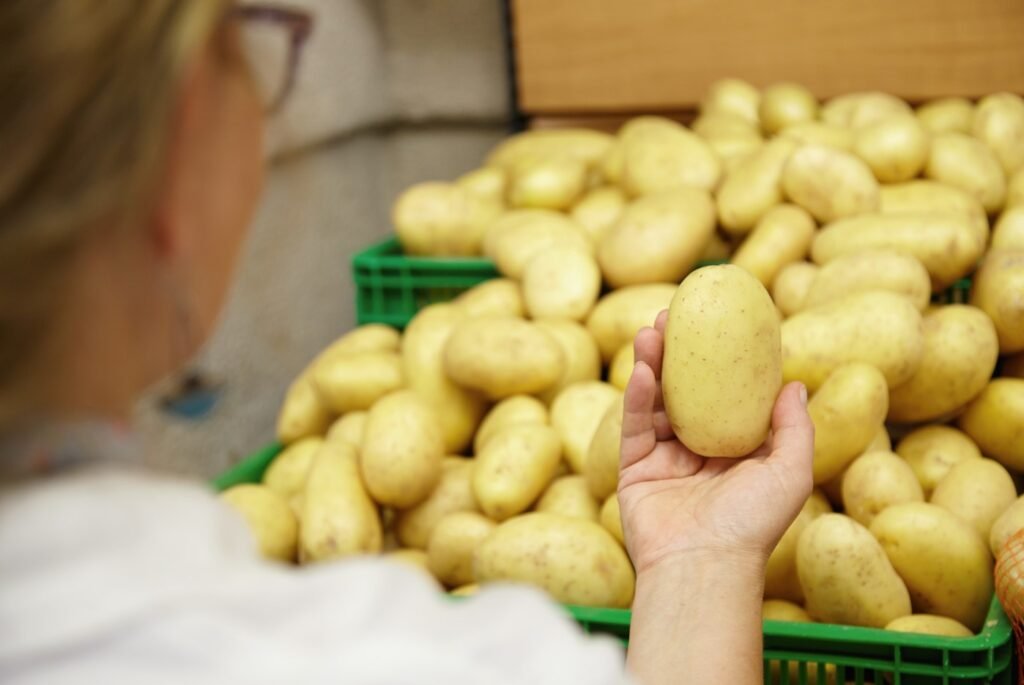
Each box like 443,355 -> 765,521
0,0 -> 229,412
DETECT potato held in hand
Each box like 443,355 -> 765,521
474,512 -> 635,608
662,265 -> 781,457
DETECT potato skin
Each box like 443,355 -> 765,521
958,379 -> 1024,471
853,115 -> 930,183
970,250 -> 1024,354
276,376 -> 331,445
771,261 -> 818,317
765,490 -> 832,603
427,512 -> 497,588
887,305 -> 999,423
534,319 -> 603,404
586,284 -> 678,362
925,132 -> 1007,214
990,495 -> 1024,557
803,249 -> 931,312
263,437 -> 323,501
972,92 -> 1024,176
760,82 -> 818,134
762,599 -> 812,623
885,615 -> 973,637
781,291 -> 924,391
841,451 -> 923,527
599,494 -> 625,545
917,97 -> 974,135
870,502 -> 993,632
993,207 -> 1024,251
730,204 -> 816,287
932,458 -> 1017,540
717,138 -> 797,235
782,145 -> 879,223
473,512 -> 635,608
823,92 -> 912,129
878,180 -> 988,247
662,265 -> 781,457
619,118 -> 721,196
312,351 -> 404,414
550,381 -> 621,473
584,397 -> 625,501
797,513 -> 911,628
535,475 -> 600,522
896,425 -> 982,496
395,457 -> 478,550
222,484 -> 299,563
473,395 -> 548,453
472,425 -> 562,521
454,278 -> 524,318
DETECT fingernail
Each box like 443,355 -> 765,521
798,383 -> 808,407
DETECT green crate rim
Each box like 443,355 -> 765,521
215,442 -> 1012,681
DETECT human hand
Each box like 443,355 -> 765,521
618,310 -> 814,576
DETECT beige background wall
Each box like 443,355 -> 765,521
137,1 -> 510,476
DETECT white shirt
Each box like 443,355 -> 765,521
0,468 -> 631,684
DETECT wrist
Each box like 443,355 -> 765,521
634,546 -> 768,583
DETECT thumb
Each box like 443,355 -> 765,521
767,382 -> 814,485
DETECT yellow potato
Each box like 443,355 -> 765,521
386,549 -> 436,581
972,92 -> 1024,175
570,186 -> 627,244
925,132 -> 1007,214
402,304 -> 487,453
262,437 -> 323,501
700,231 -> 733,261
804,249 -> 931,312
701,77 -> 760,125
550,381 -> 622,473
456,166 -> 506,206
895,425 -> 982,497
958,379 -> 1024,471
888,305 -> 999,423
765,490 -> 832,603
325,411 -> 367,450
707,135 -> 764,173
1009,168 -> 1024,208
533,319 -> 602,404
473,395 -> 548,453
759,82 -> 818,134
885,615 -> 973,637
474,512 -> 635,608
482,209 -> 588,269
487,128 -> 614,170
276,375 -> 332,444
716,138 -> 797,235
311,351 -> 404,415
586,284 -> 677,362
222,484 -> 299,563
663,265 -> 781,457
870,502 -> 993,632
454,278 -> 524,318
853,114 -> 930,183
506,155 -> 587,210
536,475 -> 600,522
782,291 -> 924,391
608,343 -> 634,391
820,427 -> 892,507
808,363 -> 889,484
584,397 -> 625,500
600,494 -> 625,545
395,457 -> 478,550
299,441 -> 382,562
731,204 -> 816,288
932,458 -> 1016,539
602,189 -> 716,288
822,91 -> 912,129
917,97 -> 974,135
990,495 -> 1024,557
522,247 -> 601,321
877,180 -> 988,248
444,317 -> 564,399
772,261 -> 819,317
315,324 -> 401,359
692,112 -> 760,140
993,207 -> 1024,250
970,250 -> 1024,353
450,583 -> 480,597
427,512 -> 497,588
797,514 -> 912,627
393,181 -> 497,256
780,121 -> 855,151
620,118 -> 721,195
473,425 -> 562,520
841,451 -> 924,527
782,145 -> 879,223
360,390 -> 444,508
763,599 -> 812,623
811,211 -> 982,291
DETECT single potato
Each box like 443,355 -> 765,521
427,512 -> 497,588
885,615 -> 973,637
990,496 -> 1024,557
765,490 -> 832,603
506,155 -> 588,210
1010,168 -> 1024,208
931,458 -> 1017,540
970,250 -> 1024,354
870,503 -> 993,632
487,128 -> 614,171
958,379 -> 1024,471
780,121 -> 855,151
444,317 -> 564,399
395,457 -> 478,550
972,92 -> 1024,176
473,395 -> 548,453
586,284 -> 678,362
822,91 -> 912,129
300,441 -> 382,562
600,494 -> 625,545
325,411 -> 367,450
716,138 -> 797,235
853,115 -> 930,183
878,180 -> 988,246
917,97 -> 974,135
222,484 -> 299,563
608,343 -> 635,391
663,265 -> 781,457
731,204 -> 816,287
360,390 -> 445,508
782,145 -> 879,223
393,181 -> 497,256
772,261 -> 819,317
759,82 -> 818,134
454,278 -> 524,318
620,117 -> 721,195
534,319 -> 603,403
535,475 -> 600,522
472,425 -> 563,521
599,187 -> 716,287
522,247 -> 601,321
925,132 -> 1006,214
896,425 -> 982,496
841,451 -> 924,527
550,381 -> 622,473
820,426 -> 892,508
276,375 -> 332,444
484,209 -> 591,279
808,364 -> 889,484
701,77 -> 760,125
797,514 -> 912,628
570,186 -> 627,244
584,397 -> 625,500
456,166 -> 506,205
992,207 -> 1024,250
803,249 -> 931,312
763,599 -> 812,623
311,351 -> 404,414
474,512 -> 635,608
263,437 -> 323,501
888,305 -> 999,423
781,291 -> 924,391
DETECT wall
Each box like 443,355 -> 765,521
136,1 -> 510,476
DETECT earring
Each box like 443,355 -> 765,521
159,281 -> 223,419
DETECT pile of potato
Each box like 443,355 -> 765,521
223,78 -> 1024,639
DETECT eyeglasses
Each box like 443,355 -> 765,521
232,4 -> 313,113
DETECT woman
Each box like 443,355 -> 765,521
0,2 -> 814,684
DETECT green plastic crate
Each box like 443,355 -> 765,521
215,444 -> 1013,684
352,237 -> 498,327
